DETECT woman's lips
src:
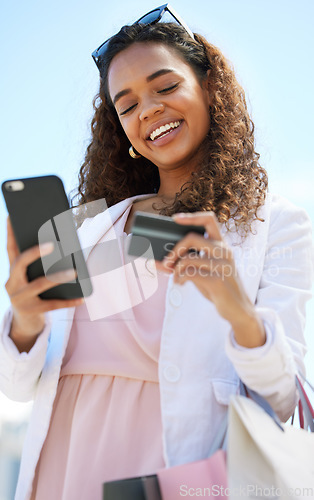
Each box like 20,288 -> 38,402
148,120 -> 184,147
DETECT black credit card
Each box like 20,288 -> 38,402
127,211 -> 205,261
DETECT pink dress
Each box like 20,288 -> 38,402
31,205 -> 168,500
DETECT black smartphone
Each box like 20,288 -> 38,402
127,211 -> 205,261
2,175 -> 93,300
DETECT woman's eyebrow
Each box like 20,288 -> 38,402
113,69 -> 175,105
146,68 -> 175,82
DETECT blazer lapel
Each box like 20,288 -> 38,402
77,194 -> 155,260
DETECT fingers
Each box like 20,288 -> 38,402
8,241 -> 54,281
173,211 -> 223,242
159,211 -> 227,272
10,292 -> 84,316
161,233 -> 231,272
7,217 -> 20,267
8,268 -> 84,314
5,229 -> 84,339
35,297 -> 84,313
173,253 -> 234,285
25,268 -> 78,295
156,213 -> 235,299
6,267 -> 77,298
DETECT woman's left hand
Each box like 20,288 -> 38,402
156,211 -> 266,348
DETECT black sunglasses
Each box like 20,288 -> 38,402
91,3 -> 195,71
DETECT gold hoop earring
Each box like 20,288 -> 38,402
129,146 -> 141,159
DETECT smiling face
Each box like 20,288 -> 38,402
107,42 -> 212,178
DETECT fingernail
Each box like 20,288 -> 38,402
40,242 -> 54,255
173,212 -> 188,218
63,269 -> 77,279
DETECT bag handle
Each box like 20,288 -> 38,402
239,380 -> 284,431
295,375 -> 314,432
298,399 -> 305,429
240,376 -> 314,433
207,378 -> 284,457
208,375 -> 314,458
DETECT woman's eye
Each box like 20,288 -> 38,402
118,84 -> 179,115
120,104 -> 137,116
158,83 -> 179,94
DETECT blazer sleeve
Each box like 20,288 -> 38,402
0,307 -> 51,402
225,193 -> 314,421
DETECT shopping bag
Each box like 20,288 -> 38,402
103,450 -> 227,500
156,449 -> 227,499
103,375 -> 314,499
227,395 -> 314,499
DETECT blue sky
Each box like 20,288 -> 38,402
0,0 -> 314,417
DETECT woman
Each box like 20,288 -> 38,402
1,7 -> 313,500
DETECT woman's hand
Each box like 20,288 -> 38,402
5,218 -> 83,352
156,211 -> 266,348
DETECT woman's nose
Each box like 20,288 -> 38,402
139,100 -> 165,121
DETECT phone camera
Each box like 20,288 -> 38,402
4,181 -> 25,192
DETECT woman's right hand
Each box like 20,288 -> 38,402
5,218 -> 84,352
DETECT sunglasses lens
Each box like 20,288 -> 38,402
93,8 -> 162,65
97,42 -> 109,58
137,8 -> 161,25
92,5 -> 194,70
92,42 -> 109,68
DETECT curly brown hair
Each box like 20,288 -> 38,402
74,23 -> 268,235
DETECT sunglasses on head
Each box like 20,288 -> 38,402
91,3 -> 195,71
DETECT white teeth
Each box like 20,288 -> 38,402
149,121 -> 181,141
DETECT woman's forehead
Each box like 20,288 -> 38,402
107,43 -> 190,96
